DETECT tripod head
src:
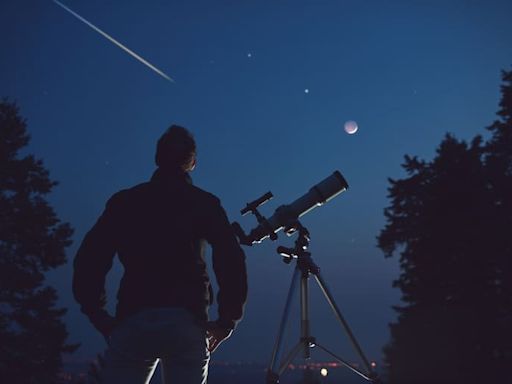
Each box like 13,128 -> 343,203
277,221 -> 321,275
277,221 -> 309,260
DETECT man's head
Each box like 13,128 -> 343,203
155,125 -> 196,172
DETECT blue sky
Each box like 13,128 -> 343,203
2,0 -> 511,366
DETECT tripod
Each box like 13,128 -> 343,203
265,222 -> 380,384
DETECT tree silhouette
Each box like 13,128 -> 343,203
483,69 -> 512,376
378,69 -> 512,384
0,99 -> 77,383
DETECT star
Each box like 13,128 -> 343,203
304,88 -> 309,94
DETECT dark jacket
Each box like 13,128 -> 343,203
72,168 -> 248,334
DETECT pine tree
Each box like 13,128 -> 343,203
483,68 -> 512,373
0,99 -> 77,383
378,69 -> 512,384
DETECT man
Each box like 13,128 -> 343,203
73,125 -> 248,384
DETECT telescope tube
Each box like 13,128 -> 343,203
246,171 -> 348,243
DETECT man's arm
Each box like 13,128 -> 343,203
72,194 -> 120,338
205,197 -> 248,351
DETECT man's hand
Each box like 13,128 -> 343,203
206,321 -> 233,353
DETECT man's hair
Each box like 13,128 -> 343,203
155,125 -> 196,171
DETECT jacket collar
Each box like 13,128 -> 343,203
150,167 -> 193,185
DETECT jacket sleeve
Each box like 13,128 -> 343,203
72,194 -> 120,335
205,198 -> 248,330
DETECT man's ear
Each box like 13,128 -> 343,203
188,155 -> 197,171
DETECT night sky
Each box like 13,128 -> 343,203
2,0 -> 512,368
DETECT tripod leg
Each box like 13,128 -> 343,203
300,270 -> 311,359
314,343 -> 378,381
266,341 -> 304,384
277,341 -> 304,375
313,272 -> 373,373
268,267 -> 301,374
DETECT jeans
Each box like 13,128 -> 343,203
100,308 -> 210,384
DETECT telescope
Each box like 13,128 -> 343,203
232,171 -> 349,246
233,170 -> 380,384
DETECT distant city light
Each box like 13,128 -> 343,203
320,368 -> 328,377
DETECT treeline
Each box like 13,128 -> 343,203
378,69 -> 512,384
0,100 -> 76,383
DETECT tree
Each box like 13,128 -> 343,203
0,99 -> 77,383
483,69 -> 512,375
378,69 -> 512,384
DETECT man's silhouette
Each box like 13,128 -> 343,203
73,125 -> 248,384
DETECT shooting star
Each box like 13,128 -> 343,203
53,0 -> 174,83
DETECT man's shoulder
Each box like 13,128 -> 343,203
106,182 -> 152,204
186,184 -> 221,206
108,181 -> 221,206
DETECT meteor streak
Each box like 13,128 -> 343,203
53,0 -> 174,83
